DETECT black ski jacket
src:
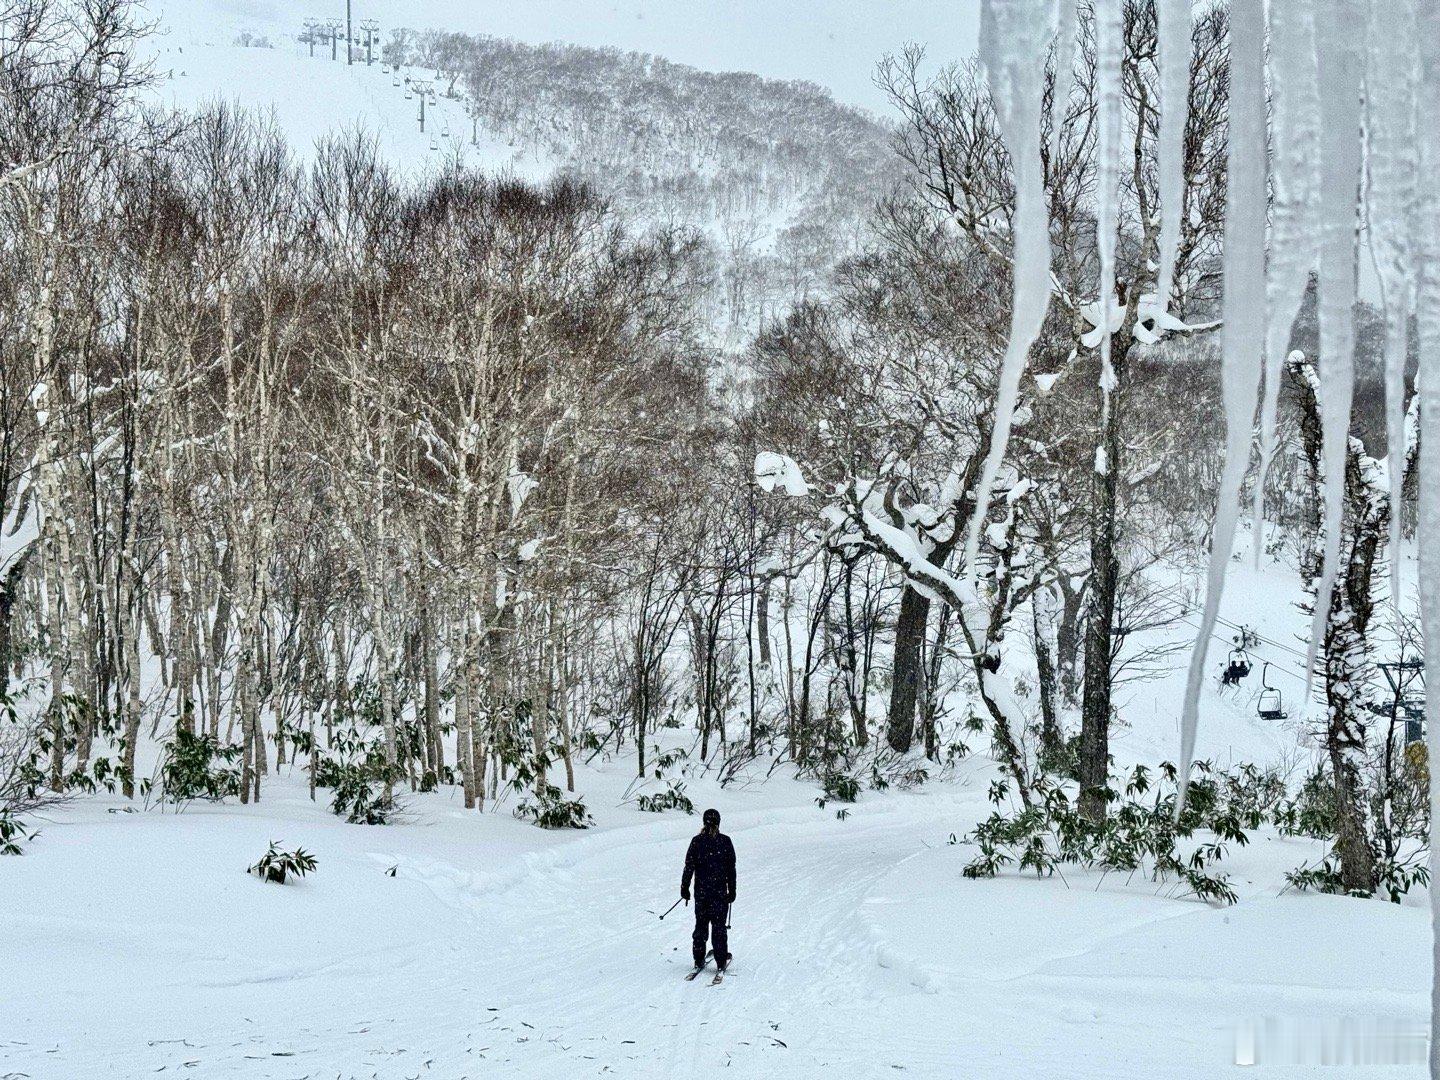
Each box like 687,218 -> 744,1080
682,830 -> 736,904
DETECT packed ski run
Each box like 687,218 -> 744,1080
3,740 -> 1426,1078
4,0 -> 1440,1077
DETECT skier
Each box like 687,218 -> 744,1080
681,808 -> 735,977
1221,654 -> 1251,687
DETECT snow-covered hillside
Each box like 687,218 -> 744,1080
151,36 -> 555,179
142,11 -> 902,342
141,0 -> 975,115
3,734 -> 1424,1079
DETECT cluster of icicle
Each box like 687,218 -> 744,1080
1172,0 -> 1440,829
973,0 -> 1439,1066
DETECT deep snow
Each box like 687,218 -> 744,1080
1,732 -> 1426,1079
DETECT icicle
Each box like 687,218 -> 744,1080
1093,0 -> 1123,418
1414,5 -> 1440,1074
1048,0 -> 1077,163
1175,0 -> 1267,804
963,0 -> 1055,576
1251,0 -> 1321,559
1303,2 -> 1366,693
1154,0 -> 1191,314
1363,0 -> 1420,616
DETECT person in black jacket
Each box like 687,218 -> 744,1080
681,808 -> 736,971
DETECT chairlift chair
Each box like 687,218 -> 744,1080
1221,647 -> 1252,687
1257,662 -> 1287,721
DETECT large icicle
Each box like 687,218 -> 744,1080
1363,0 -> 1420,615
1153,0 -> 1191,313
1175,0 -> 1267,800
1304,1 -> 1365,690
1416,5 -> 1440,1075
1251,0 -> 1321,556
962,0 -> 1055,576
1093,0 -> 1123,417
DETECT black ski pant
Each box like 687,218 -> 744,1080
692,896 -> 729,968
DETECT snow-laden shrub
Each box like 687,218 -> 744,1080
820,769 -> 860,804
515,781 -> 593,829
159,729 -> 242,804
505,741 -> 592,828
1279,751 -> 1430,903
248,841 -> 317,884
1286,851 -> 1428,904
1214,762 -> 1290,828
4,682 -> 126,801
313,707 -> 407,825
1273,766 -> 1339,839
1372,741 -> 1429,844
0,684 -> 48,814
0,809 -> 34,855
652,746 -> 690,776
636,779 -> 694,814
321,760 -> 402,825
960,762 -> 1247,906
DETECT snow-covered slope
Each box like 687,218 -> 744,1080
2,744 -> 1422,1079
141,0 -> 975,115
142,12 -> 901,343
150,36 -> 554,178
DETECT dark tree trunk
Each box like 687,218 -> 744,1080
1291,357 -> 1381,895
1056,581 -> 1085,704
920,603 -> 950,760
1079,346 -> 1127,822
840,562 -> 869,748
421,606 -> 442,779
755,576 -> 772,668
886,585 -> 930,754
1032,593 -> 1063,766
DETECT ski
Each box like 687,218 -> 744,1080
709,969 -> 724,986
685,950 -> 713,980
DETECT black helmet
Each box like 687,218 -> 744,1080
703,808 -> 720,829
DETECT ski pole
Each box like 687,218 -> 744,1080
659,897 -> 685,920
726,902 -> 732,929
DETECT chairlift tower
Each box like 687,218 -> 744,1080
346,1 -> 353,65
360,19 -> 380,65
413,79 -> 433,132
1379,660 -> 1426,745
326,19 -> 342,61
303,19 -> 319,58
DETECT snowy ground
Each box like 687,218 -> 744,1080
2,732 -> 1427,1079
146,35 -> 556,178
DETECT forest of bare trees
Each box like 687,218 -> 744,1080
0,0 -> 1424,912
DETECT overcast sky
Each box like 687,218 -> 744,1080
150,1 -> 981,116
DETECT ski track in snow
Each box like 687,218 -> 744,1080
1,765 -> 1427,1079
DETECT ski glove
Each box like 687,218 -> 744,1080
681,886 -> 690,902
726,890 -> 736,904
